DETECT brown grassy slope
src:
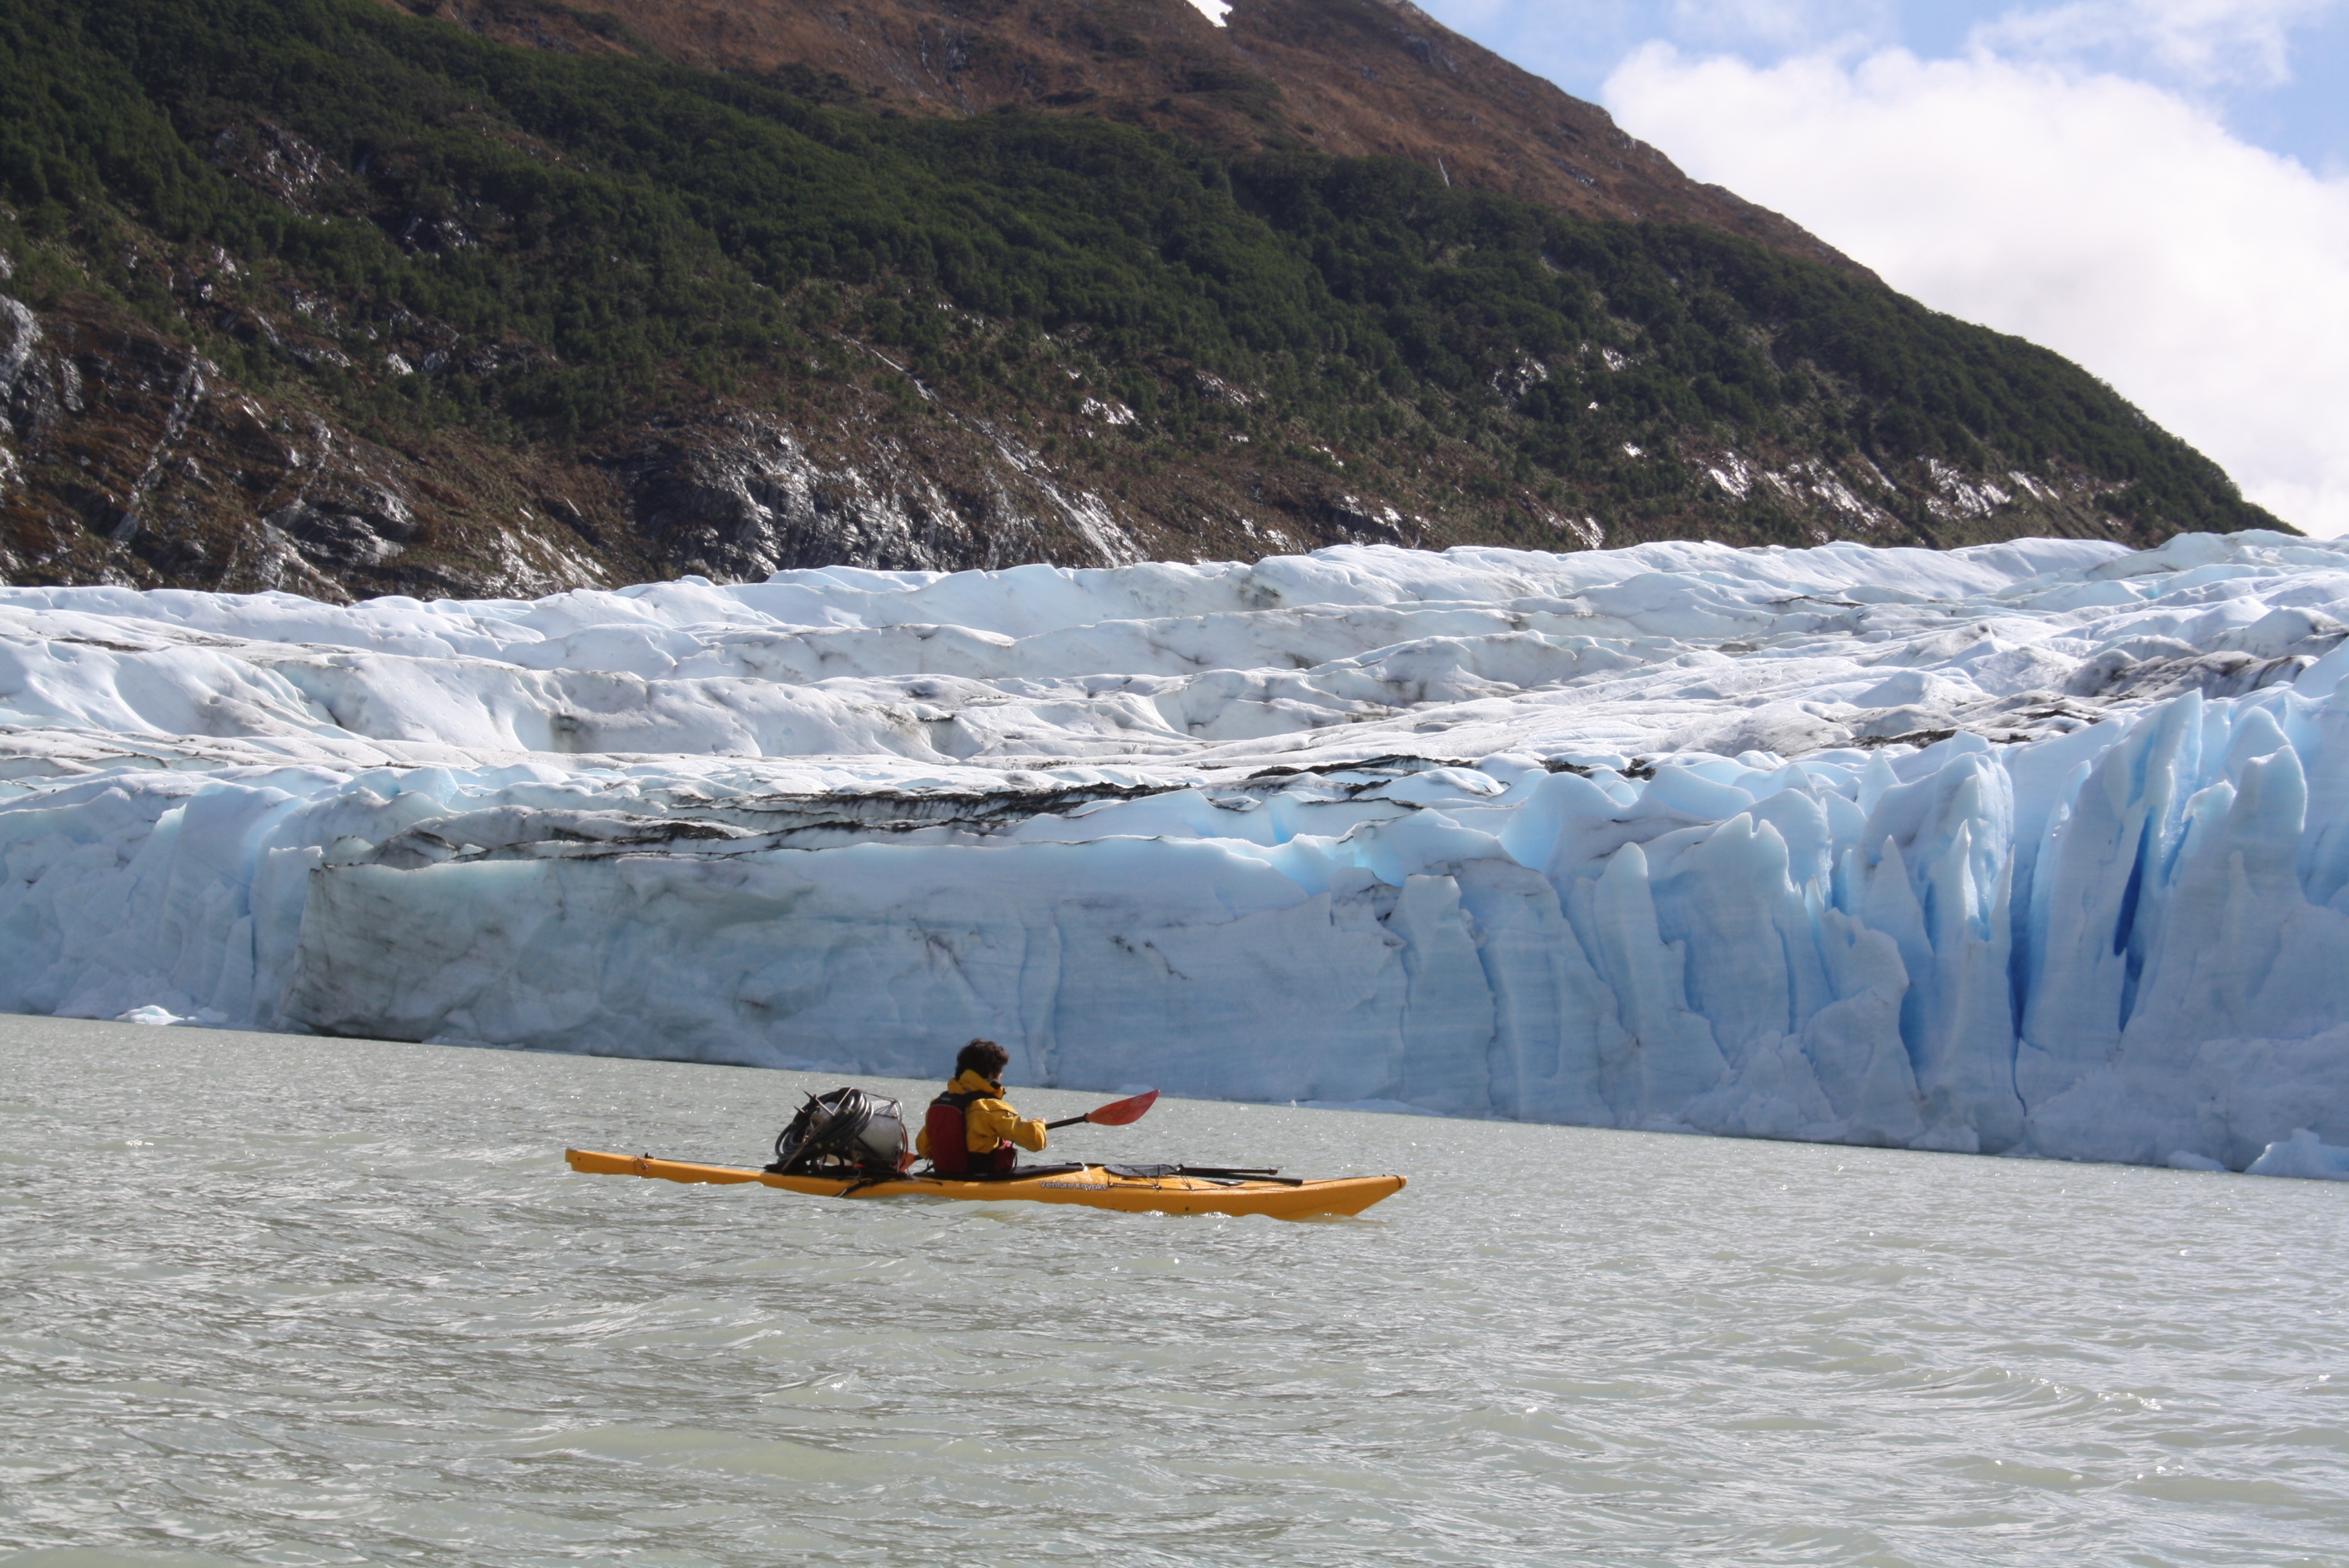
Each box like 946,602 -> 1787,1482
387,0 -> 1867,276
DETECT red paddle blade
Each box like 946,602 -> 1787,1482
1086,1088 -> 1159,1126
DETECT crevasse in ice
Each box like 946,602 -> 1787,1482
11,529 -> 2349,1173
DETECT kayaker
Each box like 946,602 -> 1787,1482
917,1040 -> 1048,1176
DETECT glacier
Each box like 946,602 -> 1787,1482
11,528 -> 2349,1173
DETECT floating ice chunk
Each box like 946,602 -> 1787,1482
2244,1128 -> 2349,1180
115,1005 -> 184,1026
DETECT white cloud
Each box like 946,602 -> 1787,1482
1972,0 -> 2341,86
1606,43 -> 2349,535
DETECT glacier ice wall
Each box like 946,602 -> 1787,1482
10,529 -> 2349,1170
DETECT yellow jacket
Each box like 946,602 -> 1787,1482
916,1069 -> 1049,1158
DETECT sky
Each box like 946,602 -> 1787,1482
1412,0 -> 2349,538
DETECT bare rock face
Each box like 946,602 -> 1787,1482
620,415 -> 994,578
617,414 -> 1143,579
0,264 -> 2221,602
209,123 -> 343,215
0,281 -> 614,601
0,254 -> 1177,596
263,488 -> 420,573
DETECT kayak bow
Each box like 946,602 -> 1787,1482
566,1148 -> 1404,1219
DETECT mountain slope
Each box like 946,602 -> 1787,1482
0,0 -> 2283,600
391,0 -> 1866,277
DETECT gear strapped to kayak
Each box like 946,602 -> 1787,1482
767,1088 -> 913,1177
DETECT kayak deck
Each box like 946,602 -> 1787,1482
566,1148 -> 1404,1219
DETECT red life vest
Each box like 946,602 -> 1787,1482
926,1088 -> 1016,1177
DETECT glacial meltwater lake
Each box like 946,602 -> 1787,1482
4,1017 -> 2347,1567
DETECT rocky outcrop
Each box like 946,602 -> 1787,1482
0,278 -> 619,600
616,413 -> 1142,577
0,260 -> 2240,601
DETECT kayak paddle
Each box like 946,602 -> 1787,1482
1043,1088 -> 1159,1130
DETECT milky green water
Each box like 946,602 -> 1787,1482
3,1016 -> 2347,1567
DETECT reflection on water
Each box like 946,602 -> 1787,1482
3,1015 -> 2346,1567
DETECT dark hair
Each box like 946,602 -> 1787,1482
956,1038 -> 1009,1079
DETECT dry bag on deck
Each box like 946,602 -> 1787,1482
768,1088 -> 913,1176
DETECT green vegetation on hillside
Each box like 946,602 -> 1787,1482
0,0 -> 2274,542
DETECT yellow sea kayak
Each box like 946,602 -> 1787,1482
566,1148 -> 1405,1219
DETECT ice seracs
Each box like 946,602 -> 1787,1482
9,529 -> 2349,1176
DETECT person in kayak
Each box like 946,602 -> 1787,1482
918,1040 -> 1048,1177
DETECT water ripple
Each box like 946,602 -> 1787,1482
5,1016 -> 2349,1566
